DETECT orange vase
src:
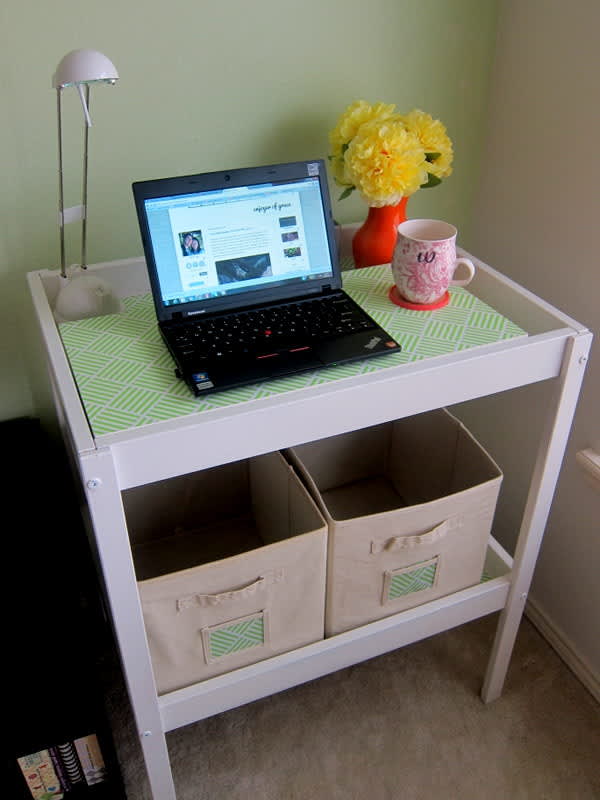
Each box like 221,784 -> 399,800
352,197 -> 408,268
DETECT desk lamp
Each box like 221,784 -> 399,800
52,48 -> 123,322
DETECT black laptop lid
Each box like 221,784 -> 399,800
132,159 -> 340,323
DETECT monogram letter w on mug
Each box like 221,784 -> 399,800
390,219 -> 475,310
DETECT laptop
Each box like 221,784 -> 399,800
132,159 -> 400,396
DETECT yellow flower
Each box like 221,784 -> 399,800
329,100 -> 397,187
400,108 -> 454,181
344,119 -> 428,207
328,101 -> 453,204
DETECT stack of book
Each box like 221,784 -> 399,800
7,418 -> 125,799
17,733 -> 107,799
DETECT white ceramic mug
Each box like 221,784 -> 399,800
391,219 -> 475,306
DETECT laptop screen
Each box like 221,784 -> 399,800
133,160 -> 340,322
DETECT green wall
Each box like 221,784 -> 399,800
0,0 -> 498,421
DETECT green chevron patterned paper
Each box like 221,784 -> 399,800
205,613 -> 265,661
386,558 -> 439,601
58,264 -> 526,437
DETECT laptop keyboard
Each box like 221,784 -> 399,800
168,293 -> 378,362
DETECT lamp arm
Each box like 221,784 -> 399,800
76,82 -> 93,127
56,89 -> 67,279
81,84 -> 90,270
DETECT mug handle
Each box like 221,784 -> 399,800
450,257 -> 475,287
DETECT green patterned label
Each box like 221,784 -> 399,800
385,557 -> 439,602
204,612 -> 265,661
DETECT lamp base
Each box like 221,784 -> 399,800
54,269 -> 123,323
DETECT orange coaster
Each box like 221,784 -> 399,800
388,285 -> 450,310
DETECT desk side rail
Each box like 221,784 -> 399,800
37,248 -> 585,339
463,251 -> 588,336
27,271 -> 95,454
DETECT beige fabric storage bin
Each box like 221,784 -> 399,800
285,409 -> 502,636
123,451 -> 327,694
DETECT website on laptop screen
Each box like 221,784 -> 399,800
143,176 -> 334,309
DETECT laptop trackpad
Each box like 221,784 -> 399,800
202,348 -> 323,389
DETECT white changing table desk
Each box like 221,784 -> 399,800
27,248 -> 591,800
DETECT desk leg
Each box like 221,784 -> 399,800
482,332 -> 592,702
80,448 -> 177,799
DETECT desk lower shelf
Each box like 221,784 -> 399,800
158,538 -> 512,732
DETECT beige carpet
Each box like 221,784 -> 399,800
105,615 -> 600,799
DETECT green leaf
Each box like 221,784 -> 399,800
339,186 -> 355,201
425,152 -> 441,162
342,142 -> 350,154
420,173 -> 442,189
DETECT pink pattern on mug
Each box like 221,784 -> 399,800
392,219 -> 475,306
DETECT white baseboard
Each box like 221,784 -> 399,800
525,598 -> 600,703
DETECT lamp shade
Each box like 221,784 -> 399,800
52,49 -> 119,88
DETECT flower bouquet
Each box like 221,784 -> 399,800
328,100 -> 453,267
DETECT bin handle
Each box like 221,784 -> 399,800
370,517 -> 461,554
177,569 -> 284,611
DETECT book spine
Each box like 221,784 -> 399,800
48,746 -> 71,793
56,741 -> 86,787
73,733 -> 108,786
17,749 -> 64,799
